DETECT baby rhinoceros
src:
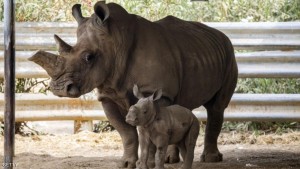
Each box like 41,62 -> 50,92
126,85 -> 200,169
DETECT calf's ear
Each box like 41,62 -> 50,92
133,84 -> 143,99
151,89 -> 162,101
94,1 -> 110,25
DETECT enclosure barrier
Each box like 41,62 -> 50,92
0,22 -> 299,133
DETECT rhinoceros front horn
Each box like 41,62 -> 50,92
28,50 -> 65,78
72,4 -> 85,25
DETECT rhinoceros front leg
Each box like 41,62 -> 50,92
101,98 -> 138,168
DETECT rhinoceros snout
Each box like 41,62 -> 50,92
126,110 -> 138,126
50,80 -> 81,98
66,83 -> 80,98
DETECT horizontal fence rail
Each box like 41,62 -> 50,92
0,21 -> 299,126
0,93 -> 299,122
0,22 -> 299,50
1,50 -> 299,78
0,22 -> 299,78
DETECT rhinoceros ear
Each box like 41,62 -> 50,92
28,50 -> 65,78
133,84 -> 143,99
150,89 -> 163,101
54,34 -> 72,55
72,4 -> 85,25
94,1 -> 110,25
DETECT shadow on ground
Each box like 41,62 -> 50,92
4,147 -> 300,169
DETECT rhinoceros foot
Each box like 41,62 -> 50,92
200,151 -> 223,162
147,159 -> 155,168
136,160 -> 149,169
164,145 -> 180,164
118,156 -> 137,168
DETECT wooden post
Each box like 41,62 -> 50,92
4,0 -> 16,169
74,120 -> 93,134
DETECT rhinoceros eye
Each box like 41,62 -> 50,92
83,53 -> 94,63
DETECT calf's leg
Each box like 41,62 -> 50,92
177,142 -> 186,160
181,120 -> 199,169
155,145 -> 168,169
101,98 -> 138,168
147,142 -> 156,168
155,98 -> 180,164
136,131 -> 150,169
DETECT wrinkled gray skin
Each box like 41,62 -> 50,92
28,1 -> 238,168
126,85 -> 200,169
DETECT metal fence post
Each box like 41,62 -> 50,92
4,0 -> 16,169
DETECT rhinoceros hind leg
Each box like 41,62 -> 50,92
118,157 -> 137,168
201,67 -> 237,162
200,151 -> 223,162
164,145 -> 180,163
201,104 -> 224,163
101,98 -> 138,168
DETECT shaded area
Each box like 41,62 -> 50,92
0,132 -> 299,169
2,145 -> 299,169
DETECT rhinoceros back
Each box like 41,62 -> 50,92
155,16 -> 237,110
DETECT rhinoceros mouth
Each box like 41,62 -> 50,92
125,119 -> 138,126
50,80 -> 81,98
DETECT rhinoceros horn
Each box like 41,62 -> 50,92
72,4 -> 85,25
54,34 -> 72,55
28,50 -> 65,78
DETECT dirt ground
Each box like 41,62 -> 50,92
0,131 -> 300,169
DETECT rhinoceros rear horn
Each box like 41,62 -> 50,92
28,50 -> 65,78
54,34 -> 72,55
94,1 -> 110,25
72,4 -> 85,25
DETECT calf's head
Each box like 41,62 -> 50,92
29,1 -> 114,97
126,85 -> 162,126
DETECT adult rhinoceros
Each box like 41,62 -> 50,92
29,1 -> 238,168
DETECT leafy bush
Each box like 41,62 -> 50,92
0,0 -> 299,22
236,78 -> 300,94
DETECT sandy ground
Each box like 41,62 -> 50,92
0,131 -> 300,169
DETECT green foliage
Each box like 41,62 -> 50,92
108,0 -> 300,22
236,78 -> 300,94
222,121 -> 299,134
0,0 -> 297,95
0,78 -> 49,93
0,0 -> 299,22
0,0 -> 299,134
94,121 -> 115,133
15,78 -> 50,93
0,122 -> 4,135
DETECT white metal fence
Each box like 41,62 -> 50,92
0,22 -> 299,132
